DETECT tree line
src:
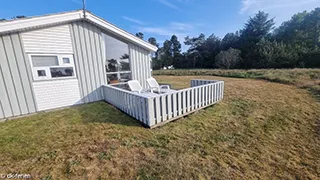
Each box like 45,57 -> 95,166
137,8 -> 320,69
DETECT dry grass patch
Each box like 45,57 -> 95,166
0,76 -> 319,179
154,69 -> 320,100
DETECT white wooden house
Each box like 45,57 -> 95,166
0,10 -> 157,119
0,10 -> 224,128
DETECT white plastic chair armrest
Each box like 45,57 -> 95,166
141,88 -> 152,93
131,90 -> 141,93
160,85 -> 170,89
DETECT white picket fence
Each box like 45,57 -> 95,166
103,79 -> 224,128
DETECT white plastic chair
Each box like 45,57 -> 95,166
128,80 -> 150,94
147,77 -> 170,93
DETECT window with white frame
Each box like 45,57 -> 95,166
103,33 -> 132,84
29,54 -> 76,81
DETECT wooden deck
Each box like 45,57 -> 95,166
102,79 -> 224,128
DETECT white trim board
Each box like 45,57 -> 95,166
0,10 -> 158,52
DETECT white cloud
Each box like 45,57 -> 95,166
240,0 -> 320,25
122,16 -> 146,25
170,22 -> 194,31
157,0 -> 180,10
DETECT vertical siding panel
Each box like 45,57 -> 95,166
0,65 -> 13,118
141,48 -> 146,88
0,100 -> 4,119
73,22 -> 89,103
70,23 -> 85,101
11,34 -> 34,114
98,30 -> 106,85
78,22 -> 91,103
85,23 -> 98,101
132,46 -> 138,82
0,37 -> 20,116
140,47 -> 144,87
17,34 -> 37,113
90,25 -> 102,100
147,54 -> 151,78
3,35 -> 28,114
136,46 -> 141,86
94,26 -> 105,99
128,43 -> 151,87
135,46 -> 141,85
133,45 -> 138,81
81,22 -> 94,102
129,45 -> 134,80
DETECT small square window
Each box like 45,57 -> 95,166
63,58 -> 70,64
37,70 -> 46,77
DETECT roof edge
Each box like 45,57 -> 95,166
85,12 -> 158,52
0,10 -> 158,52
0,10 -> 83,34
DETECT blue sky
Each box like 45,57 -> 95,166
1,0 -> 319,49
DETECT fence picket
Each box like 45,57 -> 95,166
201,87 -> 205,107
161,95 -> 167,121
187,90 -> 191,112
195,88 -> 198,109
173,93 -> 177,117
147,98 -> 155,127
167,94 -> 172,119
155,97 -> 161,124
191,89 -> 195,110
178,92 -> 182,115
182,91 -> 187,114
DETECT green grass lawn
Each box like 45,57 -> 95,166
0,75 -> 320,179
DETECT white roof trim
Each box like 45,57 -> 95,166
0,10 -> 158,52
0,11 -> 83,34
85,12 -> 158,52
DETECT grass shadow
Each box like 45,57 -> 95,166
75,101 -> 144,127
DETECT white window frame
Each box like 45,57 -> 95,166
29,54 -> 76,81
104,36 -> 132,84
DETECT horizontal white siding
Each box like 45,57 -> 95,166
33,79 -> 82,111
21,25 -> 73,53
